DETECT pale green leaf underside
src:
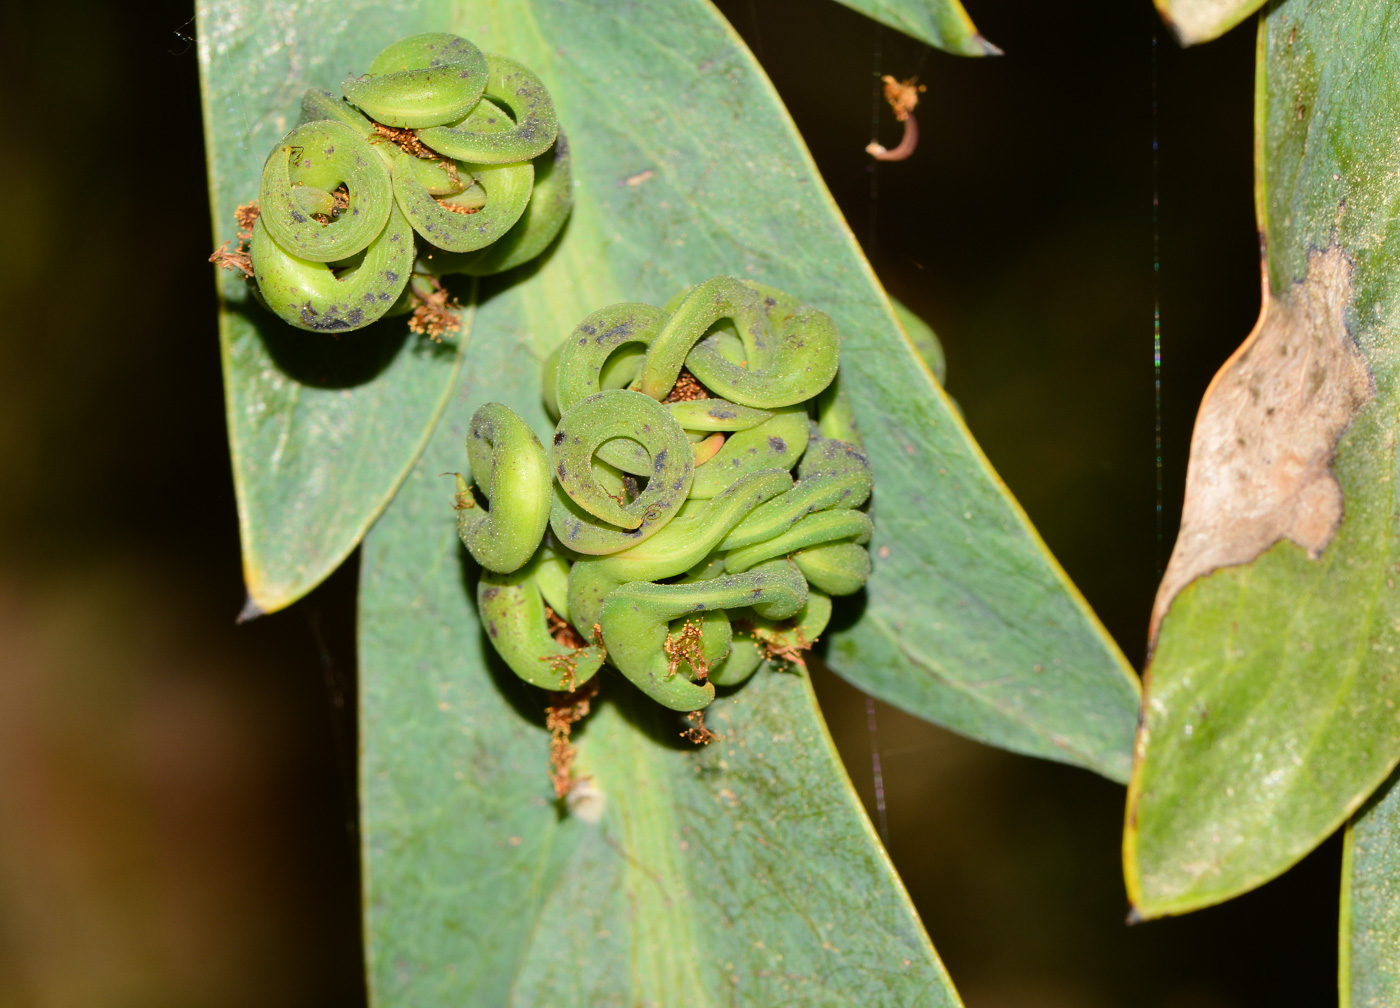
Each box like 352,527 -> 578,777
830,0 -> 1000,55
199,9 -> 468,616
1343,768 -> 1400,1008
1155,0 -> 1265,45
1127,0 -> 1400,919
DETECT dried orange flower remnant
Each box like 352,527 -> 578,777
546,679 -> 599,798
866,75 -> 926,162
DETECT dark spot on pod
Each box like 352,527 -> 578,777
672,478 -> 686,490
378,292 -> 392,301
553,431 -> 566,445
556,463 -> 568,479
642,424 -> 652,433
384,270 -> 399,283
327,146 -> 335,154
390,232 -> 402,242
653,448 -> 668,466
581,324 -> 597,335
363,292 -> 377,303
572,436 -> 581,444
291,211 -> 307,223
765,297 -> 776,307
487,620 -> 498,638
644,506 -> 662,521
347,308 -> 364,325
628,527 -> 643,538
459,69 -> 473,78
768,437 -> 786,453
482,587 -> 499,600
578,337 -> 588,345
711,409 -> 735,419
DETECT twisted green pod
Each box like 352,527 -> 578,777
463,276 -> 874,716
549,390 -> 694,555
565,468 -> 793,633
710,591 -> 834,687
457,403 -> 551,574
342,33 -> 488,128
478,551 -> 604,691
599,561 -> 808,710
218,32 -> 571,334
248,201 -> 415,332
417,55 -> 559,164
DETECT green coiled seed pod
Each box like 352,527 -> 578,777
549,390 -> 694,555
598,560 -> 808,711
477,550 -> 605,691
417,54 -> 559,164
793,541 -> 872,596
391,100 -> 534,252
687,405 -> 810,499
565,468 -> 793,634
724,508 -> 873,574
258,120 -> 393,262
457,403 -> 552,574
710,591 -> 833,687
248,200 -> 415,332
342,33 -> 489,128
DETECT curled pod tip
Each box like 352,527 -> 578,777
598,561 -> 807,711
548,389 -> 694,555
343,32 -> 488,129
429,128 -> 575,278
249,200 -> 415,332
793,541 -> 872,596
478,555 -> 604,691
637,276 -> 774,400
459,403 -> 552,574
724,508 -> 873,574
258,120 -> 393,263
417,53 -> 559,164
553,303 -> 667,416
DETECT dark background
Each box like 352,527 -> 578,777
0,0 -> 1335,1004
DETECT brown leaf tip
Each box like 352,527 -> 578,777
1151,240 -> 1375,640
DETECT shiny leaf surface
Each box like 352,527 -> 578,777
1127,0 -> 1400,918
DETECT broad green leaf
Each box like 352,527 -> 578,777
198,13 -> 468,617
830,0 -> 1000,56
1126,1 -> 1400,918
1342,767 -> 1400,1008
202,0 -> 1142,994
1154,0 -> 1265,45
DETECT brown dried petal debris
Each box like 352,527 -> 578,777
662,367 -> 712,403
371,121 -> 439,160
209,200 -> 261,278
546,679 -> 599,798
663,619 -> 710,682
408,276 -> 463,342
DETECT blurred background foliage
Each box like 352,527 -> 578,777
0,0 -> 1338,1005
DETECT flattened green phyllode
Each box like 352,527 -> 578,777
457,276 -> 872,725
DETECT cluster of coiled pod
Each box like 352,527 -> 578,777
456,276 -> 874,713
232,32 -> 571,333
